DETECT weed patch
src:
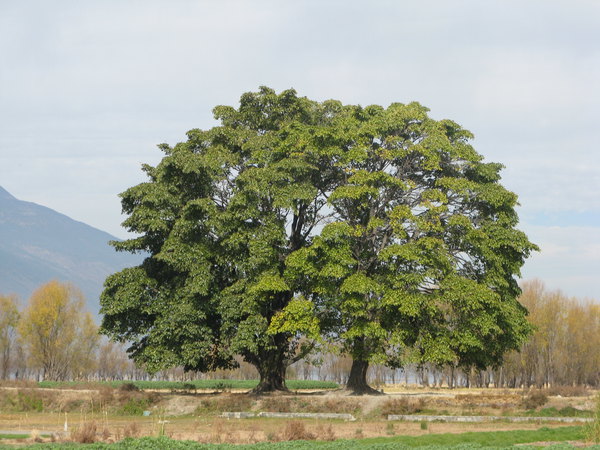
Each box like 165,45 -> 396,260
586,393 -> 600,443
276,421 -> 315,441
521,389 -> 548,409
71,421 -> 97,443
194,394 -> 255,414
379,397 -> 426,416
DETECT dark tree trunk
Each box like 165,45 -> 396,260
345,359 -> 383,395
251,347 -> 289,394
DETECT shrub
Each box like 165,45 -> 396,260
380,397 -> 425,416
119,382 -> 140,392
280,421 -> 315,441
71,421 -> 97,443
182,383 -> 196,394
213,381 -> 233,392
119,398 -> 151,416
521,390 -> 548,410
315,424 -> 336,441
195,394 -> 254,414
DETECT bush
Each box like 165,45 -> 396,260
119,398 -> 151,415
71,421 -> 97,443
195,394 -> 254,414
119,382 -> 140,392
279,421 -> 315,441
380,397 -> 426,416
521,390 -> 548,410
16,390 -> 44,412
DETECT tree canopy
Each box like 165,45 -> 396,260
101,87 -> 536,393
19,280 -> 99,380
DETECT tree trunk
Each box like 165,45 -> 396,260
251,348 -> 288,394
345,359 -> 382,395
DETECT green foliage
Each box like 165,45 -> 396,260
101,86 -> 536,392
101,87 -> 346,390
118,398 -> 151,416
286,94 -> 537,380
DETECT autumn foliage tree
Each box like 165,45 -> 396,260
18,280 -> 99,380
501,280 -> 600,388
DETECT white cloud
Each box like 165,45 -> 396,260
520,223 -> 600,300
0,0 -> 599,300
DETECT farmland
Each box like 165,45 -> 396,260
0,382 -> 597,447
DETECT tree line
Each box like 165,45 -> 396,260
1,279 -> 598,387
0,281 -> 131,381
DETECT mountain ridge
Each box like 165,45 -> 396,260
0,186 -> 141,315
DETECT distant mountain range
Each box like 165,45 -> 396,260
0,186 -> 141,316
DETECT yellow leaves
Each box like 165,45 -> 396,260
513,280 -> 600,387
20,281 -> 83,345
340,272 -> 383,295
0,294 -> 19,330
18,281 -> 99,380
267,297 -> 320,340
249,273 -> 290,295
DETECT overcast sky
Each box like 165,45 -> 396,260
1,1 -> 599,300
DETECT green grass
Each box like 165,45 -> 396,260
2,426 -> 593,449
36,379 -> 339,391
0,433 -> 29,439
524,406 -> 593,418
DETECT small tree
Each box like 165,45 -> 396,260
18,281 -> 99,380
0,294 -> 20,379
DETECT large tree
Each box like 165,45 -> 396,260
102,88 -> 535,393
101,87 -> 342,392
287,102 -> 537,393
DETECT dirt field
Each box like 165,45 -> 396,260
0,385 -> 596,445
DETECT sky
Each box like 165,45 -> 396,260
1,1 -> 599,300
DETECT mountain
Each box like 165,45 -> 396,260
0,186 -> 142,316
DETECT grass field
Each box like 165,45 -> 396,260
0,426 -> 592,448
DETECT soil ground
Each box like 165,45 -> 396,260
0,385 -> 596,446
